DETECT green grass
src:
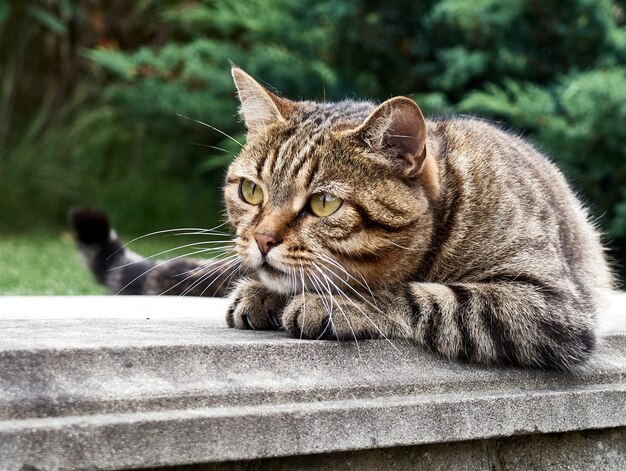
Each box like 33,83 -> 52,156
0,232 -> 224,295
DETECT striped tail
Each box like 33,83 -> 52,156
69,208 -> 238,296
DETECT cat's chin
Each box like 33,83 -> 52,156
257,263 -> 298,294
258,270 -> 297,294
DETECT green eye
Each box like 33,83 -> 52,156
239,178 -> 264,205
310,193 -> 343,217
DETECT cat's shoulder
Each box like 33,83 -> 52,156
426,114 -> 522,141
425,114 -> 548,165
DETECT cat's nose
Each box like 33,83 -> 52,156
254,232 -> 283,256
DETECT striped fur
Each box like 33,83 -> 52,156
74,68 -> 612,370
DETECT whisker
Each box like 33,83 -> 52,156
189,142 -> 229,153
313,263 -> 400,354
114,248 -> 222,295
172,231 -> 232,237
216,259 -> 248,297
109,222 -> 232,259
309,266 -> 359,352
200,259 -> 245,297
304,267 -> 336,342
112,241 -> 236,270
298,262 -> 307,341
158,259 -> 226,297
177,255 -> 242,297
176,260 -> 238,298
169,258 -> 222,278
317,253 -> 380,308
177,113 -> 243,147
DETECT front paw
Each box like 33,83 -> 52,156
226,280 -> 286,330
282,293 -> 381,340
282,293 -> 334,339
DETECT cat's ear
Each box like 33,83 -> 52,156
231,67 -> 293,135
355,97 -> 427,177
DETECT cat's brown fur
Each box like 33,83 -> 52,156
72,67 -> 612,370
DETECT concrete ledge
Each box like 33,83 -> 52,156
154,427 -> 626,471
1,295 -> 625,470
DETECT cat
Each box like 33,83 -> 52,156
71,66 -> 613,370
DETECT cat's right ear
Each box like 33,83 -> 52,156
231,67 -> 294,135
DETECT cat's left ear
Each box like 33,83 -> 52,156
354,97 -> 427,177
231,67 -> 294,135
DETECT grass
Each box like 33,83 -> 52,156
0,231 -> 226,295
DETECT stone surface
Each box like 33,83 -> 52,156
0,294 -> 625,470
147,427 -> 626,471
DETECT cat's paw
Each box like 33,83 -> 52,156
226,280 -> 286,330
282,293 -> 379,340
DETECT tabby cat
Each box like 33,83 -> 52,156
71,67 -> 612,370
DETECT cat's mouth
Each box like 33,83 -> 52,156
260,260 -> 287,277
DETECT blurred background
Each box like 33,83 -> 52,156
1,0 -> 625,293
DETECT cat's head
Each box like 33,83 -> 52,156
224,68 -> 440,293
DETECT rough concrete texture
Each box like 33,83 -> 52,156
0,295 -> 625,470
146,427 -> 626,471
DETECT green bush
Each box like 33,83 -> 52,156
2,0 -> 626,278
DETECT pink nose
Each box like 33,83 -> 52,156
254,232 -> 283,256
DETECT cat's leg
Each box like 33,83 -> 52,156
226,280 -> 289,330
70,208 -> 241,296
282,280 -> 596,369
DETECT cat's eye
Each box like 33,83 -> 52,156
309,193 -> 343,217
239,178 -> 264,205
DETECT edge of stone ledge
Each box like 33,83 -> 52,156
1,381 -> 625,469
0,295 -> 230,319
0,293 -> 625,470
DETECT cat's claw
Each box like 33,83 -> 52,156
226,280 -> 286,331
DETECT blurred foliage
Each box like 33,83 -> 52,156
1,0 -> 626,278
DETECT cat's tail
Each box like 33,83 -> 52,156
69,208 -> 156,294
69,208 -> 238,296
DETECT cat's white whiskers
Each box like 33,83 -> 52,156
314,263 -> 400,354
317,253 -> 380,308
290,265 -> 298,294
356,271 -> 379,309
307,269 -> 333,317
315,265 -> 399,351
172,230 -> 232,237
176,255 -> 242,297
199,258 -> 245,297
189,142 -> 230,153
180,255 -> 242,295
162,262 -> 221,297
188,246 -> 238,254
318,253 -> 379,308
211,257 -> 249,298
305,267 -> 337,342
167,255 -> 235,278
156,254 -> 241,297
298,262 -> 307,341
309,265 -> 360,353
177,113 -> 243,147
114,248 -> 226,295
111,241 -> 236,270
109,222 -> 232,259
318,254 -> 374,299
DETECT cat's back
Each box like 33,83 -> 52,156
423,117 -> 611,308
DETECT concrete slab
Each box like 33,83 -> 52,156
0,294 -> 625,470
